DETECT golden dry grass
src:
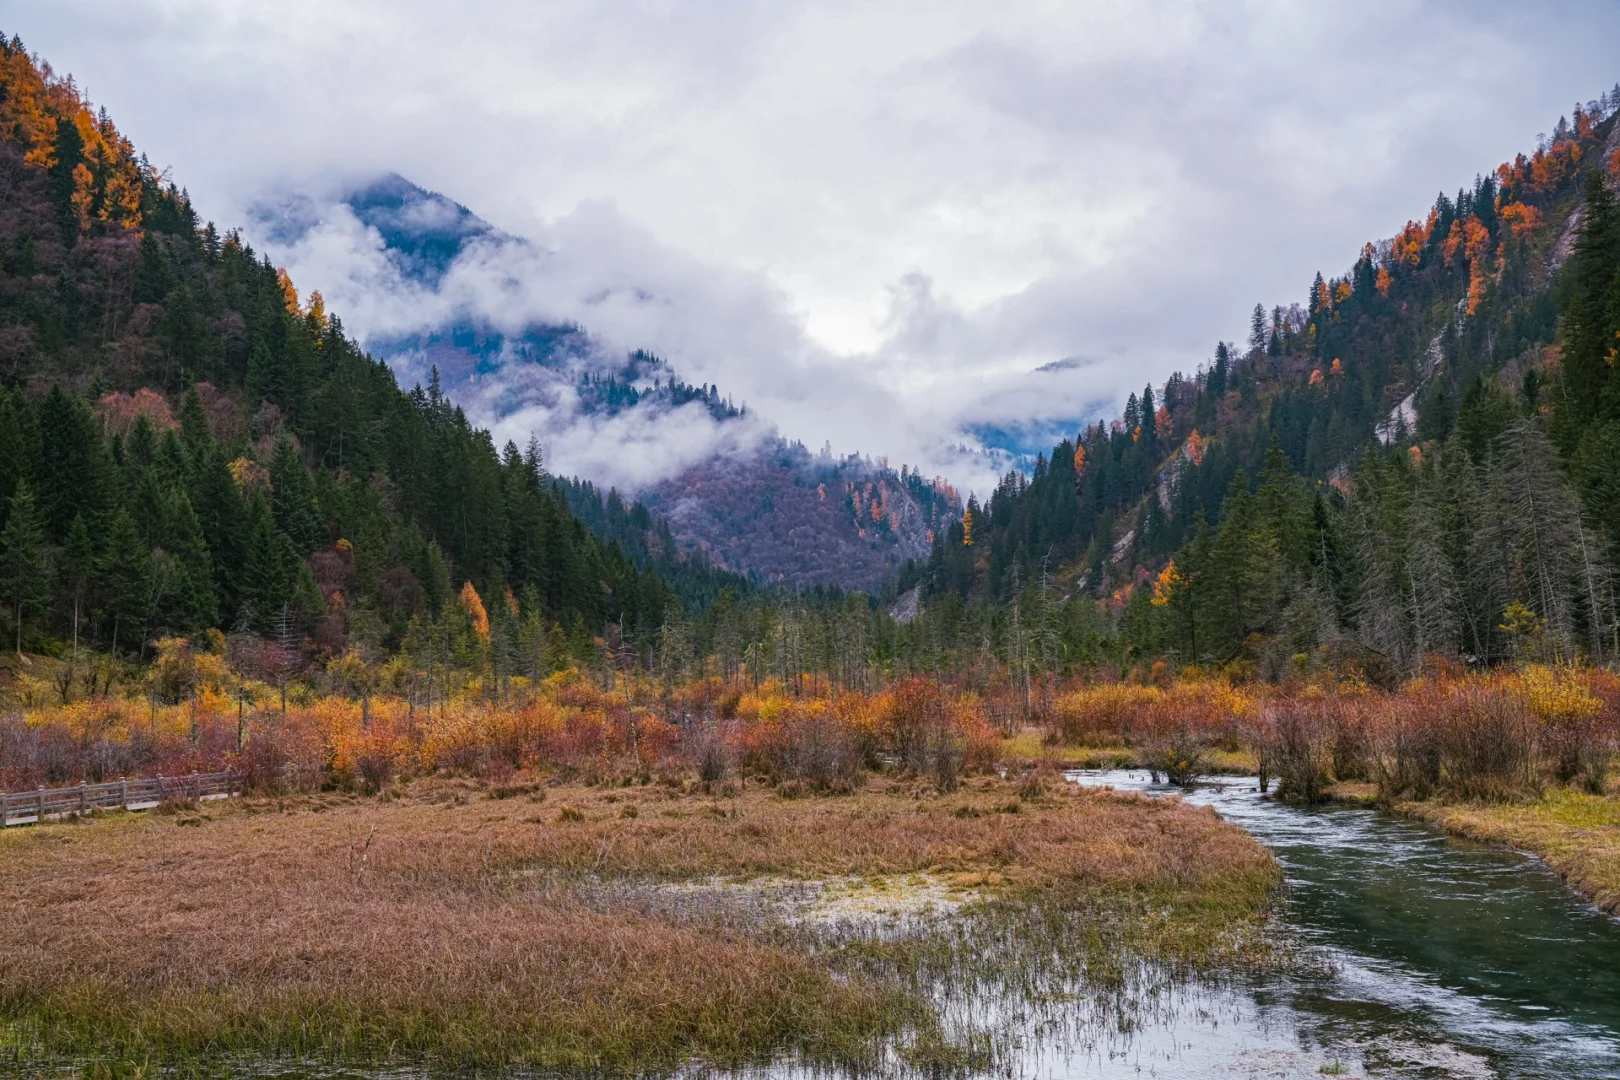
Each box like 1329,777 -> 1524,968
1000,727 -> 1258,775
0,774 -> 1279,1073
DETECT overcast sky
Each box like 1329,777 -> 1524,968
11,1 -> 1620,493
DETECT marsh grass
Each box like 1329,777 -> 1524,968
0,774 -> 1280,1077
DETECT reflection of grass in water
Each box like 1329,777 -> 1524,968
776,876 -> 1287,1070
0,776 -> 1284,1077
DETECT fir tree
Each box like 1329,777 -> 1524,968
160,489 -> 219,630
34,386 -> 113,542
268,435 -> 324,555
1249,303 -> 1268,355
59,513 -> 95,660
239,491 -> 293,633
0,481 -> 50,655
99,508 -> 152,655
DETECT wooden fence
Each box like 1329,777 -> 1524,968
0,771 -> 239,828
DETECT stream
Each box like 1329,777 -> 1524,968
1056,770 -> 1620,1079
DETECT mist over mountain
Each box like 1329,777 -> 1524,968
246,174 -> 964,588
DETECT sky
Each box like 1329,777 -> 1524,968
10,0 -> 1620,495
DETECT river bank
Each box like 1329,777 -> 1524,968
1393,789 -> 1620,914
1318,781 -> 1620,914
0,772 -> 1280,1076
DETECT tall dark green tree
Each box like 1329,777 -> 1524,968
99,509 -> 152,655
0,481 -> 50,654
33,387 -> 112,542
268,435 -> 325,556
59,513 -> 95,657
239,491 -> 293,633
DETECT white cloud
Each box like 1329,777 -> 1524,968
11,0 -> 1620,497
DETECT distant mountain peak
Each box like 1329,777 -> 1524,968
252,172 -> 497,287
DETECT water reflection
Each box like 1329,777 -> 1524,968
1056,770 -> 1620,1078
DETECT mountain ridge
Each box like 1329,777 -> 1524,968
248,171 -> 961,589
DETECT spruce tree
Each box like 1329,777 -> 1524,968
161,489 -> 219,630
178,386 -> 213,459
190,444 -> 245,607
1209,343 -> 1229,399
1203,471 -> 1255,657
240,491 -> 293,633
245,341 -> 277,407
100,508 -> 152,655
0,481 -> 50,655
34,386 -> 113,542
268,435 -> 324,555
291,562 -> 326,631
0,389 -> 33,520
1249,303 -> 1268,355
1564,170 -> 1620,424
60,513 -> 95,659
419,540 -> 452,618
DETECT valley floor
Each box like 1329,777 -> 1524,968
0,771 -> 1280,1076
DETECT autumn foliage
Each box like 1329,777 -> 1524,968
0,658 -> 1002,797
1041,666 -> 1620,802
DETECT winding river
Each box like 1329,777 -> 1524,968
1061,771 -> 1620,1079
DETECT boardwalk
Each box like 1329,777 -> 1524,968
0,771 -> 239,827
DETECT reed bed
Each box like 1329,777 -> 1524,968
0,773 -> 1280,1075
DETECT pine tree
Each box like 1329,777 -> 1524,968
1209,343 -> 1230,399
239,491 -> 292,632
100,508 -> 152,655
60,513 -> 94,662
419,540 -> 452,618
0,481 -> 50,655
161,489 -> 219,630
268,435 -> 324,555
33,386 -> 113,542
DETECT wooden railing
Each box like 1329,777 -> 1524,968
0,771 -> 240,828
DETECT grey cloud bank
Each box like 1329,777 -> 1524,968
9,0 -> 1620,495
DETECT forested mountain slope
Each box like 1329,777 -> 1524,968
253,173 -> 960,590
907,87 -> 1620,682
0,37 -> 687,667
